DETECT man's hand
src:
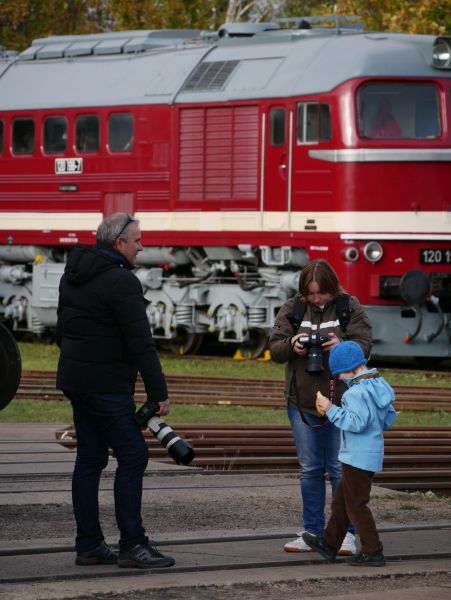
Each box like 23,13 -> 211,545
316,391 -> 332,416
156,399 -> 170,417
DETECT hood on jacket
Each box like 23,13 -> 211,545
63,244 -> 132,286
353,370 -> 395,409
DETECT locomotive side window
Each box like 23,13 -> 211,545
109,114 -> 134,152
44,117 -> 67,153
297,103 -> 331,144
358,83 -> 440,139
12,119 -> 35,154
0,120 -> 3,154
270,108 -> 286,146
76,115 -> 99,152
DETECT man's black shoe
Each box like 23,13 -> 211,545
118,541 -> 175,569
75,541 -> 118,566
347,551 -> 386,567
301,532 -> 336,562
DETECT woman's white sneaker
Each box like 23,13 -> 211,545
284,531 -> 314,552
337,532 -> 357,556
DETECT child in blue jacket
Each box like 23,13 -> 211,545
302,341 -> 396,567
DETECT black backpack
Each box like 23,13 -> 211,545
288,293 -> 351,333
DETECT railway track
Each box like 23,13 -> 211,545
12,371 -> 451,493
16,370 -> 451,412
54,423 -> 451,494
1,524 -> 450,585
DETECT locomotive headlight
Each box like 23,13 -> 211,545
363,241 -> 383,263
344,247 -> 359,262
432,37 -> 451,69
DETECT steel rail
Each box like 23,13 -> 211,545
15,371 -> 451,411
1,525 -> 450,585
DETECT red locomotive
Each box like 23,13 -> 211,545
0,17 -> 450,361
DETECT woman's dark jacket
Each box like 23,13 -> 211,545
56,244 -> 168,403
269,295 -> 372,416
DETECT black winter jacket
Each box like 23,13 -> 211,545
56,244 -> 168,403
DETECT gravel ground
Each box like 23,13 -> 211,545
1,472 -> 450,541
64,573 -> 451,600
1,471 -> 450,600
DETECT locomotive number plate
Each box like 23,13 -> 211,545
55,158 -> 83,174
420,248 -> 451,264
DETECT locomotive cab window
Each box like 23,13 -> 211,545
0,120 -> 3,154
76,115 -> 99,152
358,83 -> 440,139
44,117 -> 67,153
297,103 -> 331,144
270,108 -> 286,146
109,114 -> 134,152
12,119 -> 35,154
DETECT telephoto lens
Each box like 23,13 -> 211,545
135,401 -> 195,465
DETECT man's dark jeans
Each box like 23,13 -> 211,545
65,391 -> 149,553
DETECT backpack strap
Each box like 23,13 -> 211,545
287,295 -> 306,333
336,293 -> 351,331
288,293 -> 351,333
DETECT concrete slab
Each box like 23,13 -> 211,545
1,527 -> 450,582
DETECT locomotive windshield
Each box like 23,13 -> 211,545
358,82 -> 440,139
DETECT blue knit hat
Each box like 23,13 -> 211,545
329,341 -> 367,376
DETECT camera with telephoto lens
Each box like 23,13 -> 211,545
135,401 -> 195,465
295,333 -> 329,376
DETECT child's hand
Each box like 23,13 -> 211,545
316,391 -> 332,416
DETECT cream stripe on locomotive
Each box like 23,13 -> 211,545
1,210 -> 449,234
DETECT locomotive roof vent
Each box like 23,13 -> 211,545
182,60 -> 240,91
0,46 -> 18,60
218,23 -> 278,38
432,36 -> 451,69
277,15 -> 364,35
19,29 -> 206,61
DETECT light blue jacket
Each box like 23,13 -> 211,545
325,368 -> 396,472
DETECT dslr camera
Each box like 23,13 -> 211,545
294,333 -> 329,376
135,401 -> 195,465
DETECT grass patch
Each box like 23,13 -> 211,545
17,342 -> 451,387
394,411 -> 451,426
0,399 -> 290,425
6,342 -> 451,426
1,398 -> 450,427
18,342 -> 286,380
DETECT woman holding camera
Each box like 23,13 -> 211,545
269,259 -> 372,555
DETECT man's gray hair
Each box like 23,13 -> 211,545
96,212 -> 139,245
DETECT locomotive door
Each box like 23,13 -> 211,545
262,106 -> 293,230
103,192 -> 134,216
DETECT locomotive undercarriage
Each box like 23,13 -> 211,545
0,244 -> 450,360
0,244 -> 304,356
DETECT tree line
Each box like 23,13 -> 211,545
1,0 -> 450,52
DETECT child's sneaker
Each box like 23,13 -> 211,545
347,551 -> 386,567
337,532 -> 357,556
301,532 -> 336,562
283,531 -> 313,552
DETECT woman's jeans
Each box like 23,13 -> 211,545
287,405 -> 353,535
66,391 -> 149,553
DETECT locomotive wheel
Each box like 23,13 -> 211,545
162,328 -> 204,356
236,329 -> 268,359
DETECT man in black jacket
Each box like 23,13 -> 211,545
57,212 -> 175,569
